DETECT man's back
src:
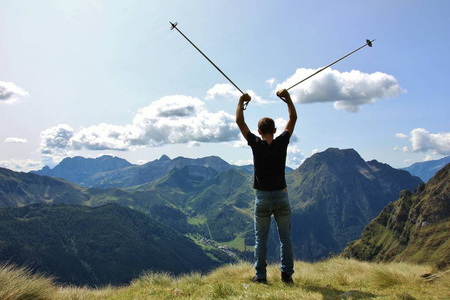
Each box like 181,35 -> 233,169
247,130 -> 290,191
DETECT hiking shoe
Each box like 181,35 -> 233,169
252,276 -> 267,284
281,272 -> 293,284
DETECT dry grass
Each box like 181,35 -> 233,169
0,263 -> 57,300
2,258 -> 449,299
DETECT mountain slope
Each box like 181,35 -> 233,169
286,148 -> 423,261
0,166 -> 203,237
32,155 -> 133,186
0,203 -> 218,286
134,166 -> 254,243
402,155 -> 450,182
33,155 -> 246,189
342,163 -> 450,270
0,167 -> 89,207
2,149 -> 425,263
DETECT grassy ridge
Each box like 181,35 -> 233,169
2,258 -> 449,300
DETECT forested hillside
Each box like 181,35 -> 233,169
0,203 -> 219,286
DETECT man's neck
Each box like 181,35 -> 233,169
262,134 -> 274,145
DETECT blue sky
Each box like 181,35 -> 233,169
1,0 -> 449,171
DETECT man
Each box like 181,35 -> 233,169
236,89 -> 297,284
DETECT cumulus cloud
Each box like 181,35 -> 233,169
205,83 -> 273,105
230,159 -> 253,166
287,144 -> 303,168
274,117 -> 299,143
205,83 -> 241,101
39,124 -> 76,166
39,95 -> 241,156
131,95 -> 239,145
276,68 -> 404,112
423,154 -> 433,161
393,145 -> 409,152
0,81 -> 30,103
410,128 -> 450,155
39,124 -> 74,155
0,159 -> 43,172
395,128 -> 450,156
266,78 -> 276,87
395,133 -> 408,139
73,123 -> 133,151
5,137 -> 28,144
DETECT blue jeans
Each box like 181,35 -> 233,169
254,189 -> 294,278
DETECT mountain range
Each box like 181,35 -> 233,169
0,147 -> 436,286
342,163 -> 449,270
401,155 -> 450,182
32,155 -> 256,188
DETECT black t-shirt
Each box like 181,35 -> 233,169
247,130 -> 291,191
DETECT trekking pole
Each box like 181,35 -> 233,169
286,39 -> 375,91
170,22 -> 249,109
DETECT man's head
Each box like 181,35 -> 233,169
258,117 -> 276,135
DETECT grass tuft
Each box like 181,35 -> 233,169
2,258 -> 449,299
0,262 -> 57,300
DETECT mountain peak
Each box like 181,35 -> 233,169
300,147 -> 366,173
30,155 -> 133,186
159,154 -> 171,161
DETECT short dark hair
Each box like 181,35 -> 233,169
258,117 -> 275,135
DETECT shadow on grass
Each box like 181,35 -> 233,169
303,284 -> 378,299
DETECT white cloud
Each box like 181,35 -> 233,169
0,81 -> 30,103
131,95 -> 239,145
39,124 -> 74,155
274,117 -> 299,143
205,83 -> 241,100
410,128 -> 450,155
0,159 -> 43,172
73,123 -> 133,151
206,83 -> 273,105
39,95 -> 240,157
394,145 -> 409,152
287,144 -> 303,168
39,124 -> 75,166
396,133 -> 408,139
423,154 -> 433,161
5,137 -> 28,144
266,78 -> 276,87
232,137 -> 248,148
188,141 -> 201,147
312,149 -> 320,155
230,159 -> 253,166
395,128 -> 450,156
276,68 -> 404,112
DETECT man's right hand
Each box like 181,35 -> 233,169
277,89 -> 297,135
240,93 -> 251,104
276,89 -> 291,103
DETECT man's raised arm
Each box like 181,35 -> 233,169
236,93 -> 251,140
276,89 -> 297,136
